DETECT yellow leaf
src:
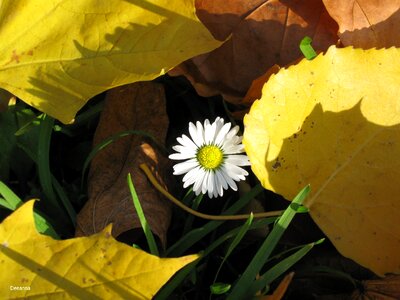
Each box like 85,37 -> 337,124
0,0 -> 222,124
0,201 -> 198,299
243,46 -> 400,276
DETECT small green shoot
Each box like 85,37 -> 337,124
210,282 -> 231,295
300,36 -> 317,60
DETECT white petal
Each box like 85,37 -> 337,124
215,122 -> 232,146
225,155 -> 251,166
188,168 -> 205,195
193,168 -> 206,191
220,166 -> 238,191
169,152 -> 196,160
224,162 -> 249,181
183,166 -> 202,187
195,121 -> 205,146
205,120 -> 217,144
216,170 -> 228,191
181,134 -> 198,150
173,159 -> 199,175
207,171 -> 216,198
172,145 -> 196,156
189,122 -> 202,147
212,171 -> 223,197
223,144 -> 245,154
201,170 -> 210,195
212,171 -> 220,197
213,117 -> 225,137
226,125 -> 240,140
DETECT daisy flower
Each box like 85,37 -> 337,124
169,117 -> 250,198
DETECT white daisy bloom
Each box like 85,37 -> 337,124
169,117 -> 251,198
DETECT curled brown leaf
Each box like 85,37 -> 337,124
75,82 -> 171,247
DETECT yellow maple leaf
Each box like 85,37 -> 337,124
243,46 -> 400,276
0,0 -> 222,124
0,201 -> 198,299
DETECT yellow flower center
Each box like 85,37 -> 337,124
196,145 -> 224,170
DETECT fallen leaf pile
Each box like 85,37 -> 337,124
0,201 -> 197,299
243,46 -> 400,276
170,0 -> 338,104
171,0 -> 400,109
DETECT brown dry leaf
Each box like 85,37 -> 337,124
259,272 -> 294,300
323,0 -> 400,48
352,275 -> 400,300
170,0 -> 338,104
76,82 -> 171,247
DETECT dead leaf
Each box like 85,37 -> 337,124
170,0 -> 338,104
352,275 -> 400,300
323,0 -> 400,48
76,82 -> 171,247
259,272 -> 294,300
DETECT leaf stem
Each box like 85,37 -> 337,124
139,163 -> 283,220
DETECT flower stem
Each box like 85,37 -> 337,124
139,163 -> 283,221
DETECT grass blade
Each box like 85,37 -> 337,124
166,184 -> 264,256
127,173 -> 159,256
182,194 -> 203,235
0,181 -> 59,238
33,208 -> 61,239
212,213 -> 254,290
0,180 -> 23,209
17,140 -> 76,226
249,238 -> 325,295
210,213 -> 254,296
227,185 -> 310,299
38,114 -> 57,204
155,218 -> 276,299
52,177 -> 76,226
